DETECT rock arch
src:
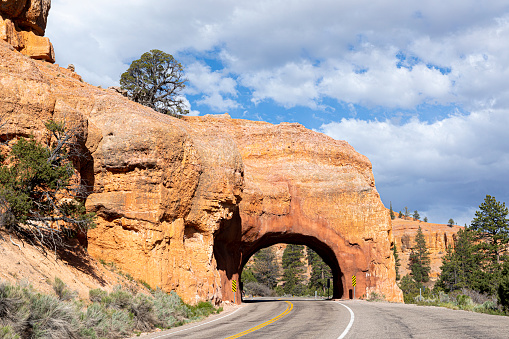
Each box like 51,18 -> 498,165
206,116 -> 403,303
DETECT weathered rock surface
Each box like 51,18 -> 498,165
0,39 -> 402,303
185,116 -> 403,302
0,0 -> 54,62
392,217 -> 463,282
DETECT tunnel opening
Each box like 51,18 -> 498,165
241,242 -> 336,299
238,233 -> 344,300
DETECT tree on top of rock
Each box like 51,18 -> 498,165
120,50 -> 188,117
409,225 -> 431,285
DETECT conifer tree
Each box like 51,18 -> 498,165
409,226 -> 431,285
281,244 -> 306,295
252,246 -> 280,289
437,228 -> 478,291
413,210 -> 420,221
307,247 -> 331,295
393,243 -> 401,281
470,195 -> 509,294
390,202 -> 395,220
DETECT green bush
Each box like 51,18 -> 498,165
0,326 -> 20,339
0,280 -> 221,338
88,289 -> 107,303
498,274 -> 509,311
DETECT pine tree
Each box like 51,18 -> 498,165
470,195 -> 509,294
409,226 -> 431,285
252,246 -> 279,289
307,247 -> 331,295
393,243 -> 401,281
423,216 -> 428,223
437,228 -> 478,291
448,219 -> 455,227
390,202 -> 395,220
398,211 -> 403,218
281,244 -> 306,295
413,210 -> 420,221
404,207 -> 410,219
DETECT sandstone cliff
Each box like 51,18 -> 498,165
0,35 -> 402,303
0,0 -> 54,62
392,217 -> 463,283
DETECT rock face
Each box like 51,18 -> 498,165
185,116 -> 403,302
0,0 -> 54,62
392,217 -> 463,283
0,40 -> 402,303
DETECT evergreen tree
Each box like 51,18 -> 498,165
423,216 -> 428,223
448,218 -> 455,227
252,246 -> 279,289
281,244 -> 306,295
437,228 -> 478,291
469,195 -> 509,294
0,120 -> 95,248
413,210 -> 420,221
404,207 -> 410,218
120,50 -> 188,116
307,247 -> 331,295
393,243 -> 401,280
409,226 -> 431,285
390,202 -> 395,220
398,211 -> 403,218
241,267 -> 258,284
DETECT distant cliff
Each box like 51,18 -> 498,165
392,217 -> 463,283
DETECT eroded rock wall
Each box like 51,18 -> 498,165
0,0 -> 54,62
0,40 -> 243,304
184,116 -> 403,302
1,37 -> 402,303
392,218 -> 463,282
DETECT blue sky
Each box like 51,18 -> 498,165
46,0 -> 509,225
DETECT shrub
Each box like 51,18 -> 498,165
0,326 -> 20,339
129,294 -> 155,332
152,290 -> 188,328
52,277 -> 77,301
88,289 -> 108,303
243,282 -> 274,297
367,292 -> 386,302
108,286 -> 132,309
26,293 -> 79,339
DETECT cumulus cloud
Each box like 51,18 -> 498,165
47,1 -> 509,112
185,62 -> 240,112
319,109 -> 509,225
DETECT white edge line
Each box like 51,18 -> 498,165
149,307 -> 243,339
337,302 -> 355,339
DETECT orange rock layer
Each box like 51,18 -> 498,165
0,40 -> 402,304
392,217 -> 463,283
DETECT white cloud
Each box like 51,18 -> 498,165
47,1 -> 509,111
319,109 -> 509,225
185,62 -> 240,112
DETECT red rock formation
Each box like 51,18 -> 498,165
0,39 -> 402,303
185,116 -> 403,302
0,0 -> 54,62
392,217 -> 463,283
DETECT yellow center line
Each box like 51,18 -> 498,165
225,300 -> 294,339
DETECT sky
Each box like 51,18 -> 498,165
45,1 -> 509,226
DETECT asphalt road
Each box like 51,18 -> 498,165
135,298 -> 509,339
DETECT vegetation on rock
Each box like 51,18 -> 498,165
120,49 -> 188,117
0,120 -> 95,250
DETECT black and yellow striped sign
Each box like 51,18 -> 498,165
352,275 -> 357,287
232,279 -> 237,292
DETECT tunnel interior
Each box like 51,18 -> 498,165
239,233 -> 344,299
